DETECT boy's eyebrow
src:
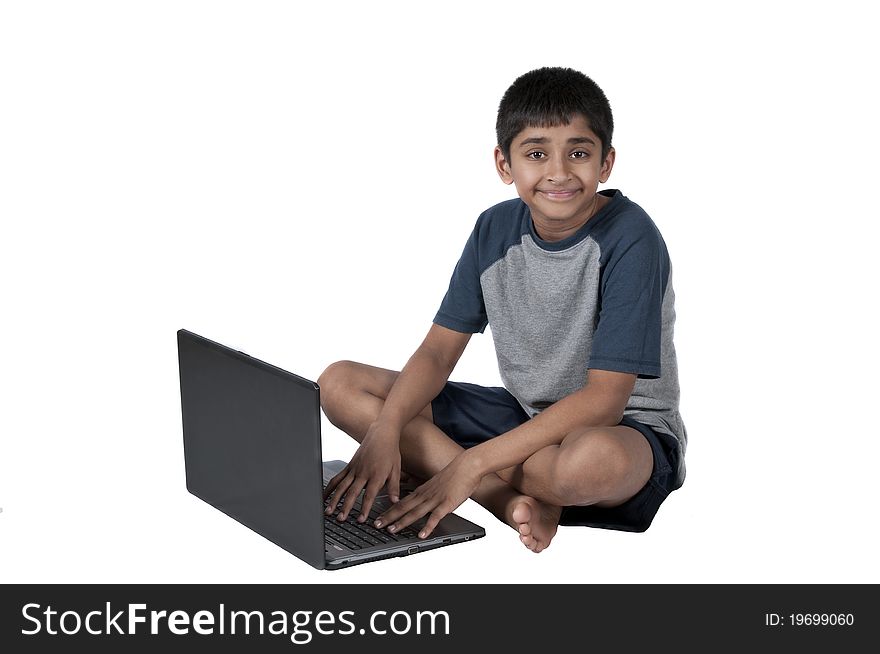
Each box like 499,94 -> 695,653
518,136 -> 596,147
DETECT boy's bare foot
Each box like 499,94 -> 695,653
506,496 -> 562,553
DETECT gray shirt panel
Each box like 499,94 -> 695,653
482,232 -> 602,414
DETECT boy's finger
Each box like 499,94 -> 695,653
322,469 -> 345,500
338,478 -> 365,520
387,499 -> 432,534
325,475 -> 351,514
388,467 -> 401,504
358,480 -> 383,522
418,510 -> 446,539
374,493 -> 417,527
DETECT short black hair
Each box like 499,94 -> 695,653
496,67 -> 614,162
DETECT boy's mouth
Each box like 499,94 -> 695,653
538,189 -> 580,200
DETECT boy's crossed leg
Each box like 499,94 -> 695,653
318,360 -> 652,553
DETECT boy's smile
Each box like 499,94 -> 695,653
495,115 -> 615,242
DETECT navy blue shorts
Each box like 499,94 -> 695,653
431,381 -> 681,533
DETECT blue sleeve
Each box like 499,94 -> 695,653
433,224 -> 488,334
588,222 -> 668,378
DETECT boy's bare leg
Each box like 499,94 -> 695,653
319,361 -> 561,552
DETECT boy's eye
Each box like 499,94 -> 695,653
570,150 -> 590,159
526,151 -> 546,160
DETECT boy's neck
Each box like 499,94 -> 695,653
531,192 -> 609,243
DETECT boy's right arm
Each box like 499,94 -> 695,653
323,324 -> 471,523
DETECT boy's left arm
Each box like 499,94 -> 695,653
375,369 -> 636,538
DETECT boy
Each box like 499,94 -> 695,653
320,67 -> 686,552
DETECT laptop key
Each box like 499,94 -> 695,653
325,520 -> 345,534
362,524 -> 395,543
325,521 -> 364,550
325,535 -> 348,552
339,524 -> 376,549
358,533 -> 383,546
334,532 -> 363,550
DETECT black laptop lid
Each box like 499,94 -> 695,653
177,329 -> 325,569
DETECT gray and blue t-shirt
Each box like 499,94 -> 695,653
434,189 -> 686,483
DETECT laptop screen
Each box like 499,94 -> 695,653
177,330 -> 326,569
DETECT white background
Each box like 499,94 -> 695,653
2,0 -> 878,584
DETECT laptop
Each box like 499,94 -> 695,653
177,329 -> 485,570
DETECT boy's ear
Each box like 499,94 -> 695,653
599,147 -> 616,183
494,146 -> 514,185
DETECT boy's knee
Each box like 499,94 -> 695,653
552,429 -> 639,506
317,360 -> 358,408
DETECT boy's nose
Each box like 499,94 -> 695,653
546,156 -> 572,183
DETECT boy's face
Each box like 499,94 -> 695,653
495,115 -> 615,238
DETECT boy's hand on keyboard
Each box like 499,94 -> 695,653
322,421 -> 402,523
375,451 -> 482,539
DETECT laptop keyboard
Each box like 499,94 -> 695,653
323,495 -> 419,551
